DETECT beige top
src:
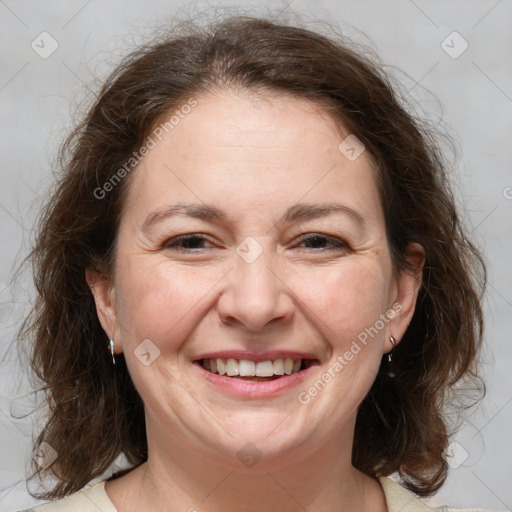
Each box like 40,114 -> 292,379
19,476 -> 495,512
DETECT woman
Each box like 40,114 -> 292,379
17,12 -> 490,512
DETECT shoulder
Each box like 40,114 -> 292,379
378,476 -> 496,512
16,481 -> 117,512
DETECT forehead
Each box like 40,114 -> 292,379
162,88 -> 346,153
122,89 -> 383,228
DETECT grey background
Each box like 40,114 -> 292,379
1,0 -> 511,510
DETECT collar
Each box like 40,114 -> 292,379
87,476 -> 438,512
378,476 -> 441,512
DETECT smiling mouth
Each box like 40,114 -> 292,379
196,358 -> 319,381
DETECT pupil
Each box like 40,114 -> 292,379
184,236 -> 203,248
307,236 -> 326,248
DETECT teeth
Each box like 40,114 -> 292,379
217,359 -> 226,375
255,360 -> 274,377
202,357 -> 304,377
239,359 -> 256,376
273,358 -> 284,375
226,358 -> 239,376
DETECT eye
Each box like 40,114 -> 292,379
162,233 -> 349,253
296,234 -> 349,252
163,234 -> 214,252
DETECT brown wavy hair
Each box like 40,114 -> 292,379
18,10 -> 486,500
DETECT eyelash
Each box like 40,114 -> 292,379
163,234 -> 349,252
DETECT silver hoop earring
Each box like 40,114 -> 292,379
108,339 -> 115,365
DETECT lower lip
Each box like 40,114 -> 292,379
193,362 -> 316,398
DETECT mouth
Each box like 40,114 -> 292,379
194,357 -> 320,382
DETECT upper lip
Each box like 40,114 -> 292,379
193,350 -> 320,362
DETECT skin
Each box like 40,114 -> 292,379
87,88 -> 424,512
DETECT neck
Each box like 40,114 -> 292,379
107,415 -> 387,512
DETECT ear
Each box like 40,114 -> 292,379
385,242 -> 425,353
85,268 -> 123,354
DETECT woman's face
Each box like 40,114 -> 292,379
89,89 -> 423,469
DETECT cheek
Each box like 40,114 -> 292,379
114,254 -> 213,349
290,259 -> 393,422
113,256 -> 220,401
296,258 -> 391,349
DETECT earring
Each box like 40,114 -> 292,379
108,339 -> 115,365
388,336 -> 396,362
387,335 -> 397,378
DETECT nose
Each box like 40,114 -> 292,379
216,242 -> 295,332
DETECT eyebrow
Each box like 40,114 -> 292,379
141,202 -> 366,231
